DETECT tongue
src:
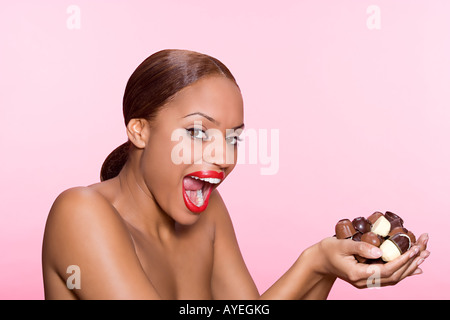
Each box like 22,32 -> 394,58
183,176 -> 205,191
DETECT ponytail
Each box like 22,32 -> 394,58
100,141 -> 131,181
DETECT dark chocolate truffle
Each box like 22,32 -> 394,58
352,217 -> 371,234
388,227 -> 408,237
389,233 -> 411,254
385,211 -> 404,229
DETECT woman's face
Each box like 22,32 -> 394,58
140,76 -> 244,225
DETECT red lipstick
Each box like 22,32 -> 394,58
182,170 -> 225,213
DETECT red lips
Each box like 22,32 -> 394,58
182,170 -> 224,213
188,171 -> 225,180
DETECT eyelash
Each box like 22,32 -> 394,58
186,128 -> 208,140
185,128 -> 242,145
227,135 -> 243,146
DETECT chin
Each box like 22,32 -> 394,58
172,208 -> 203,226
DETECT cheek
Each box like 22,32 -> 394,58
141,138 -> 183,198
170,133 -> 203,165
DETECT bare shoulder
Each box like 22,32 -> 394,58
42,186 -> 157,299
207,189 -> 230,219
205,189 -> 242,245
45,186 -> 124,230
204,189 -> 234,232
42,186 -> 131,275
43,186 -> 130,254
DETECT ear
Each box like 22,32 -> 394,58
126,119 -> 149,149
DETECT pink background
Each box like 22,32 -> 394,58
1,0 -> 449,299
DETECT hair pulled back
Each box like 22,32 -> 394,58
100,49 -> 238,181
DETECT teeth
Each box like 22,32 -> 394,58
190,176 -> 221,184
196,189 -> 204,207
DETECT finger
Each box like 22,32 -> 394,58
380,247 -> 429,284
372,244 -> 419,280
406,252 -> 427,271
355,247 -> 429,288
387,254 -> 421,283
415,233 -> 429,251
391,236 -> 430,281
349,240 -> 382,259
392,250 -> 430,283
412,249 -> 430,270
412,268 -> 423,275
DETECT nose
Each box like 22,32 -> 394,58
202,131 -> 236,170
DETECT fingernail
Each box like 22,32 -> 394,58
371,247 -> 382,257
413,268 -> 423,275
409,246 -> 419,258
417,258 -> 424,266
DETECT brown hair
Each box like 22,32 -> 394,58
100,49 -> 238,181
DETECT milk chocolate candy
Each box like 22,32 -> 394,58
367,211 -> 383,225
385,211 -> 404,229
380,233 -> 411,262
361,232 -> 382,247
407,230 -> 416,244
352,232 -> 362,242
352,217 -> 371,234
371,215 -> 391,237
335,219 -> 358,239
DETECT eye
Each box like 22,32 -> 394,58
226,135 -> 242,146
186,128 -> 208,141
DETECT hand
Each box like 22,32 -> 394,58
315,233 -> 430,289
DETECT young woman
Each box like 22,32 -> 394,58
42,49 -> 429,299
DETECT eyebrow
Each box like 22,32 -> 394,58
183,112 -> 245,130
183,112 -> 219,125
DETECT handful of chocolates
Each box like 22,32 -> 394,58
335,211 -> 416,264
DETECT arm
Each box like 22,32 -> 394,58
262,234 -> 430,299
209,190 -> 260,299
209,191 -> 430,299
42,187 -> 160,299
209,190 -> 335,299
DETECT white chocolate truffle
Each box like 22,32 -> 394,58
380,239 -> 401,262
371,216 -> 391,237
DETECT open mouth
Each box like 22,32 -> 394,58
182,170 -> 225,213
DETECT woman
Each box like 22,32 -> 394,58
42,49 -> 429,299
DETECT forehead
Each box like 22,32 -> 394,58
158,76 -> 244,126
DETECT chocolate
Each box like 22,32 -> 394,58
385,211 -> 404,229
335,219 -> 358,239
352,217 -> 371,234
380,239 -> 401,262
388,227 -> 408,237
390,233 -> 411,253
407,230 -> 416,244
352,232 -> 362,241
380,233 -> 411,262
334,211 -> 417,264
367,258 -> 384,265
371,215 -> 391,237
367,211 -> 383,225
361,232 -> 382,247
